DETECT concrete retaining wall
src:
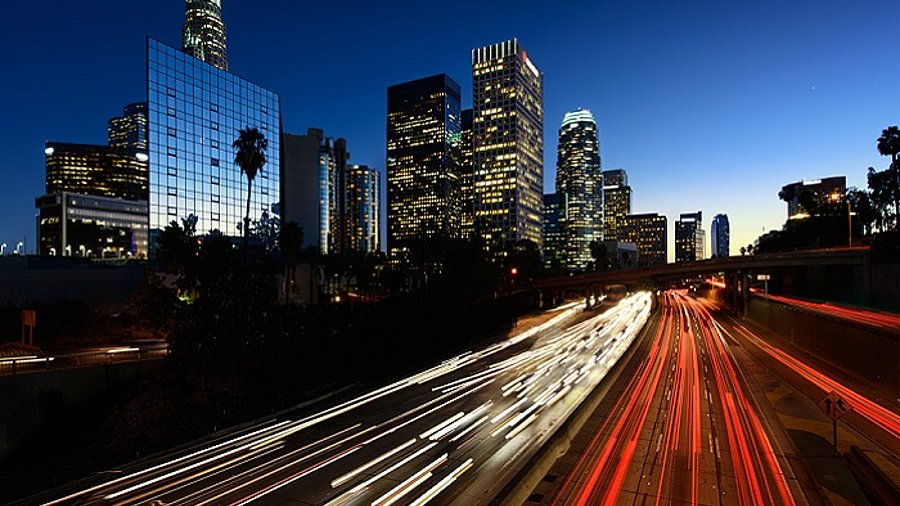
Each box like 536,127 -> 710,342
746,296 -> 899,397
0,360 -> 161,462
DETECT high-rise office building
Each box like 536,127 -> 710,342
556,109 -> 601,272
386,74 -> 462,260
36,193 -> 149,258
346,164 -> 381,254
284,129 -> 377,255
146,38 -> 280,247
711,213 -> 730,258
675,211 -> 705,262
779,176 -> 846,219
542,193 -> 566,271
459,108 -> 474,239
108,102 -> 148,151
182,0 -> 228,71
472,39 -> 543,251
602,169 -> 632,242
623,213 -> 667,266
44,142 -> 148,202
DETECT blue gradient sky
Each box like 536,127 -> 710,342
1,0 -> 897,258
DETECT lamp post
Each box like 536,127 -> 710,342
15,241 -> 24,255
847,198 -> 852,248
0,243 -> 6,255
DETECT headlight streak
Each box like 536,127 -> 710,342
45,294 -> 654,506
370,454 -> 448,506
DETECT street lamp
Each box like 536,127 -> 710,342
78,244 -> 86,257
15,241 -> 24,255
0,243 -> 6,255
65,245 -> 72,257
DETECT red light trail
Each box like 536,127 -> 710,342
552,291 -> 795,505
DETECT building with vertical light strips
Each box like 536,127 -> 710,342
346,164 -> 380,254
675,211 -> 705,262
711,213 -> 729,258
459,108 -> 474,239
182,0 -> 228,71
602,168 -> 631,242
556,109 -> 601,272
386,74 -> 462,261
472,39 -> 543,252
623,212 -> 667,266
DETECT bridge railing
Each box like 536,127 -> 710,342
0,345 -> 169,377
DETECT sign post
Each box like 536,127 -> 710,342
21,310 -> 36,346
817,391 -> 851,454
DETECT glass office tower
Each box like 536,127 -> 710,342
542,192 -> 566,271
472,39 -> 543,251
183,0 -> 228,71
459,108 -> 474,239
147,38 -> 280,247
623,213 -> 668,266
386,74 -> 462,260
711,213 -> 730,258
602,168 -> 632,242
108,102 -> 149,151
346,164 -> 381,254
44,142 -> 148,202
675,211 -> 705,262
556,109 -> 601,272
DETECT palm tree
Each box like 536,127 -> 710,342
877,126 -> 900,164
875,126 -> 900,227
232,127 -> 268,245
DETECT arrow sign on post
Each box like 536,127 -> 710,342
817,391 -> 850,421
817,390 -> 852,453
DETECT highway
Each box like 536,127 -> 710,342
35,292 -> 653,506
549,291 -> 797,506
753,292 -> 900,333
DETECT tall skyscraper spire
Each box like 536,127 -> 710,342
182,0 -> 228,71
556,109 -> 602,271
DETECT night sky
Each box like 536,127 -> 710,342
1,0 -> 897,258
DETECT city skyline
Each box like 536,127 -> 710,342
1,1 -> 896,260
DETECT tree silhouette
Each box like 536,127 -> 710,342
280,221 -> 303,301
233,127 -> 268,245
874,126 -> 900,228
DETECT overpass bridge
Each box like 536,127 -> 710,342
529,247 -> 872,312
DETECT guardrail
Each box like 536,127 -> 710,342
0,345 -> 169,376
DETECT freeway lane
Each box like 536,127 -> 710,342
699,297 -> 900,454
549,291 -> 797,506
36,292 -> 653,506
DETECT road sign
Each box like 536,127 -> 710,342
757,274 -> 771,281
817,391 -> 851,421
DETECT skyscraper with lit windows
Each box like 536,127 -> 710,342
623,213 -> 667,266
182,0 -> 228,71
472,39 -> 543,251
108,102 -> 148,151
346,164 -> 381,254
675,211 -> 705,262
459,108 -> 474,239
711,213 -> 730,258
146,38 -> 280,249
542,192 -> 566,271
602,169 -> 631,242
386,74 -> 462,260
556,109 -> 601,271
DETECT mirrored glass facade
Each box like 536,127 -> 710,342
711,213 -> 730,258
346,164 -> 381,254
147,38 -> 280,247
